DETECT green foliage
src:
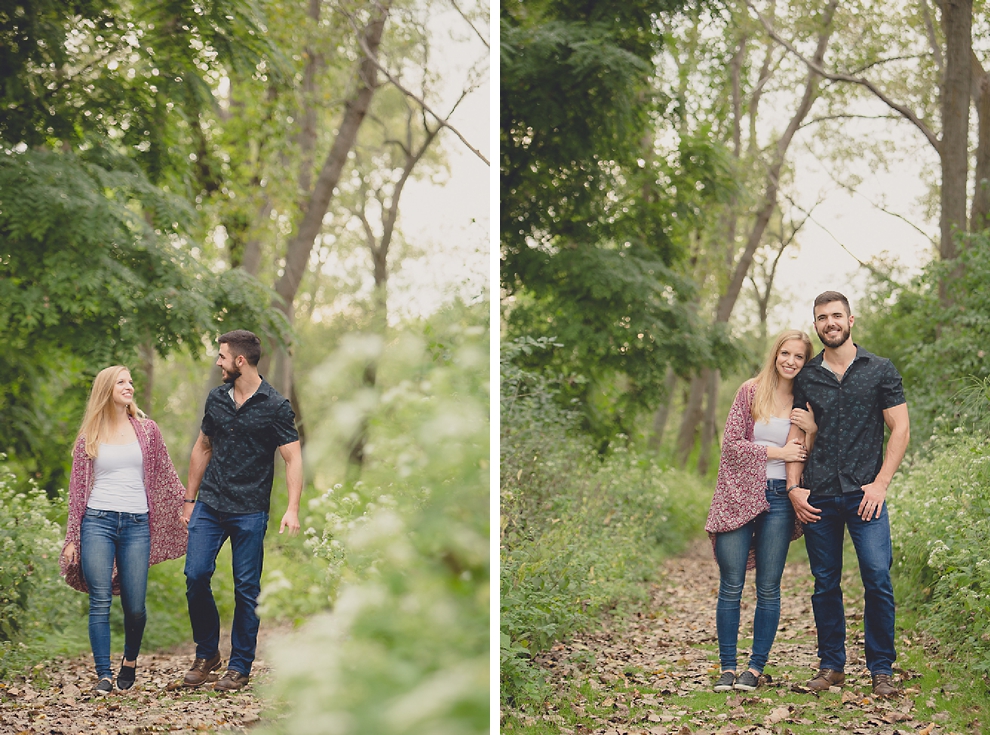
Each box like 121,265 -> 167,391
500,339 -> 709,708
0,0 -> 276,183
855,234 -> 990,445
0,462 -> 82,675
0,468 -> 66,644
261,307 -> 489,735
501,0 -> 740,439
889,427 -> 990,680
0,0 -> 291,490
0,146 -> 288,491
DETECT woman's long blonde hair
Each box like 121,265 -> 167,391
78,365 -> 144,458
751,329 -> 814,423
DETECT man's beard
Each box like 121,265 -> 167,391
222,368 -> 242,385
818,324 -> 850,348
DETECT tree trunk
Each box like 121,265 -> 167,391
717,1 -> 836,324
676,373 -> 706,467
189,365 -> 222,455
345,116 -> 441,473
138,342 -> 155,414
697,368 -> 720,475
647,369 -> 677,451
939,0 -> 972,272
676,1 -> 837,462
239,204 -> 269,276
270,3 -> 390,397
748,1 -> 776,154
971,54 -> 990,231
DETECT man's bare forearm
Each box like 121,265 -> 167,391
785,424 -> 805,487
876,425 -> 909,489
187,433 -> 212,500
284,457 -> 302,512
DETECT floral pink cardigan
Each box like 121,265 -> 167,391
705,380 -> 803,570
60,416 -> 188,594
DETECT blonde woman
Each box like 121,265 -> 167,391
60,366 -> 187,694
704,330 -> 816,692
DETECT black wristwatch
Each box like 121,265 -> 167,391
786,484 -> 801,494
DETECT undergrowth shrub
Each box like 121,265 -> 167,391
261,310 -> 489,735
500,339 -> 709,709
890,424 -> 990,679
0,462 -> 81,676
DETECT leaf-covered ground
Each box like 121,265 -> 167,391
504,539 -> 981,735
0,627 -> 286,734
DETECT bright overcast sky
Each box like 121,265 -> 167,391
762,108 -> 939,334
387,1 -> 490,323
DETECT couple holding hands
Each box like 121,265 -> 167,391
59,330 -> 303,695
706,291 -> 910,698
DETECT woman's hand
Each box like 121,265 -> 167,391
790,402 -> 817,436
63,542 -> 77,564
778,437 -> 809,463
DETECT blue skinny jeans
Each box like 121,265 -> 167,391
184,501 -> 269,677
802,491 -> 896,675
714,479 -> 795,673
80,509 -> 150,680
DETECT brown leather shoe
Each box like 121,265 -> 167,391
806,668 -> 845,691
213,669 -> 250,692
871,672 -> 900,698
183,653 -> 222,687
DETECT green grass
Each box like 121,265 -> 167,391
502,537 -> 990,734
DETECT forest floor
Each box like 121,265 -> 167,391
503,539 -> 984,735
0,624 -> 288,734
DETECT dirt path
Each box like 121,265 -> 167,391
525,539 -> 958,735
0,625 -> 289,734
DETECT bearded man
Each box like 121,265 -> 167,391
785,291 -> 910,698
180,330 -> 302,691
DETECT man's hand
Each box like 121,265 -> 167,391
182,502 -> 195,526
279,509 -> 300,535
858,480 -> 888,521
788,486 -> 822,524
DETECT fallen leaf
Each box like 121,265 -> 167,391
765,706 -> 791,724
883,711 -> 911,723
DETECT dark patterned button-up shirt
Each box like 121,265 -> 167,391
199,379 -> 299,513
792,345 -> 906,497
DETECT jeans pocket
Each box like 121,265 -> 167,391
131,513 -> 149,524
84,508 -> 107,519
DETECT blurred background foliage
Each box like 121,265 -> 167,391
1,0 -> 489,731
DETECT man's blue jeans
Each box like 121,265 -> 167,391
184,502 -> 268,677
715,479 -> 795,673
802,491 -> 896,675
80,509 -> 151,680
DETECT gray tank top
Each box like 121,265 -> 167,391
753,416 -> 791,480
87,442 -> 149,513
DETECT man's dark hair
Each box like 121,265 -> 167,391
219,330 -> 262,366
814,291 -> 851,316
